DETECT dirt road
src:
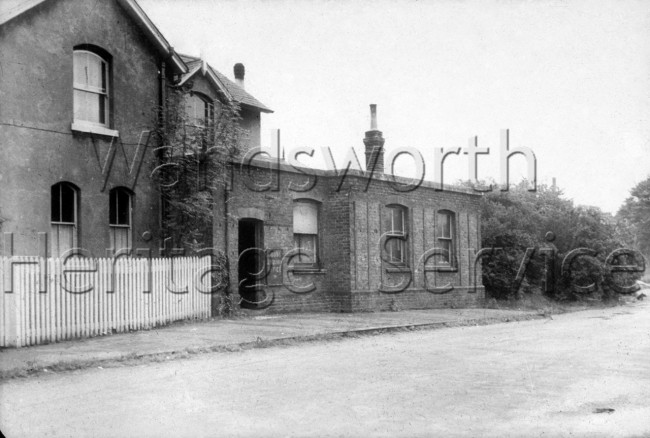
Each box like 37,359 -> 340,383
1,302 -> 648,437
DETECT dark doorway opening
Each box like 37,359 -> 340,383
238,219 -> 264,308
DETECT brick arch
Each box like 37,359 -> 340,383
383,195 -> 415,209
236,207 -> 266,222
291,193 -> 324,204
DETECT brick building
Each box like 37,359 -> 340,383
0,0 -> 484,313
221,107 -> 485,313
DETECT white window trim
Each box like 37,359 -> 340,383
73,49 -> 115,133
71,121 -> 119,137
109,188 -> 133,226
385,206 -> 407,265
437,211 -> 456,266
109,188 -> 133,254
51,183 -> 79,257
293,201 -> 320,267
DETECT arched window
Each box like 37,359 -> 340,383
51,182 -> 79,257
437,210 -> 456,266
293,200 -> 319,265
73,47 -> 110,127
109,187 -> 132,253
185,92 -> 215,127
383,205 -> 408,265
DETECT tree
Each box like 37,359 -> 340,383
150,86 -> 246,315
151,86 -> 245,251
617,176 -> 650,261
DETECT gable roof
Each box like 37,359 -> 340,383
179,54 -> 273,113
0,0 -> 187,74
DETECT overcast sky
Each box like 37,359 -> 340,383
140,0 -> 650,213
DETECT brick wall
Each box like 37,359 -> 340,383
336,173 -> 484,311
216,161 -> 484,315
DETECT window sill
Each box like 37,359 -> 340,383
71,122 -> 119,137
386,266 -> 411,273
430,266 -> 458,273
288,267 -> 327,275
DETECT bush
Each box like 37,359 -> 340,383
477,181 -> 636,301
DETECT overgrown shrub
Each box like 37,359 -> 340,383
477,181 -> 639,301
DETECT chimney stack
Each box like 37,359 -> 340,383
234,63 -> 245,89
363,104 -> 385,173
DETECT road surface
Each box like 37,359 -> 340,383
1,302 -> 649,437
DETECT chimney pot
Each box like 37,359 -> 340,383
234,63 -> 246,89
370,104 -> 378,130
363,104 -> 385,174
234,63 -> 245,80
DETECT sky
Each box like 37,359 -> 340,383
140,0 -> 650,213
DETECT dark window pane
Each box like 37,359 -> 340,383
98,94 -> 105,124
117,190 -> 130,225
51,185 -> 61,222
109,190 -> 117,224
110,189 -> 131,226
60,184 -> 76,223
101,61 -> 107,91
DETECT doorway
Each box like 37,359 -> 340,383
238,219 -> 264,308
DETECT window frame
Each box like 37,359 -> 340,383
71,46 -> 118,137
383,204 -> 408,266
292,200 -> 320,268
51,182 -> 78,226
185,91 -> 215,128
109,187 -> 133,254
436,210 -> 456,267
109,187 -> 132,228
51,182 -> 79,257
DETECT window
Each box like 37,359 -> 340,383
109,187 -> 132,253
293,201 -> 319,265
73,49 -> 110,127
383,205 -> 407,264
185,92 -> 215,127
51,182 -> 79,257
437,210 -> 455,265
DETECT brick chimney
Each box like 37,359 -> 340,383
363,104 -> 385,173
234,63 -> 245,89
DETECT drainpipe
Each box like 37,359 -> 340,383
159,61 -> 167,137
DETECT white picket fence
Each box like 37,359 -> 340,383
0,256 -> 212,347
